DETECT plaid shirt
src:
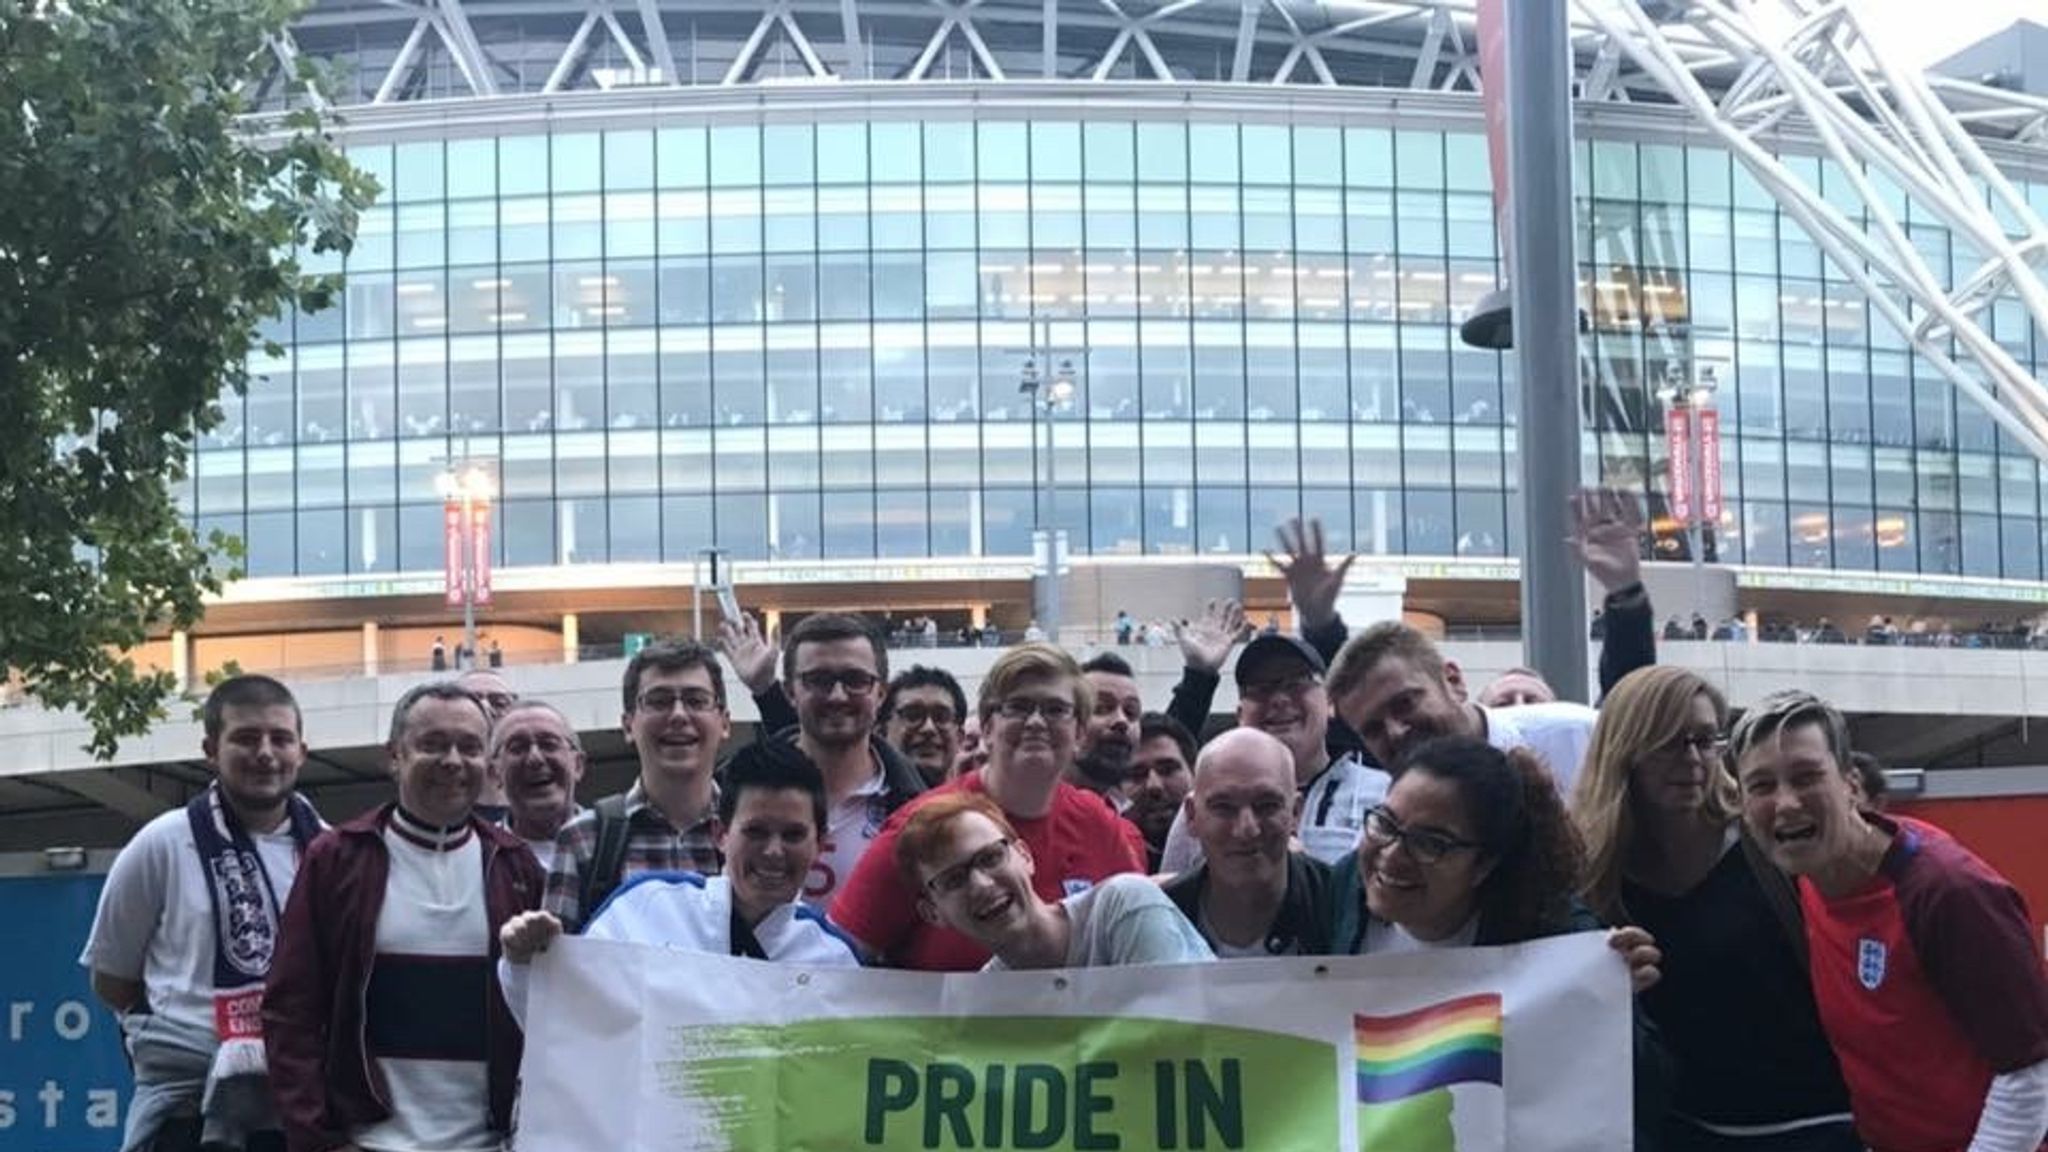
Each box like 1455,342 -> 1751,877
542,781 -> 721,933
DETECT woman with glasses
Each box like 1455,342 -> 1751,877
1574,667 -> 1856,1152
896,793 -> 1211,970
830,644 -> 1149,970
1328,736 -> 1651,965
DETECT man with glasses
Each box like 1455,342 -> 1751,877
491,700 -> 585,872
881,666 -> 969,787
769,614 -> 927,909
896,792 -> 1210,971
830,645 -> 1147,970
542,641 -> 731,933
457,669 -> 520,823
1159,633 -> 1390,871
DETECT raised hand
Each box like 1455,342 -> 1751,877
717,611 -> 779,696
1176,598 -> 1249,674
1568,488 -> 1646,594
1264,517 -> 1355,631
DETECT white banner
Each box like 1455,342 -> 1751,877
516,932 -> 1632,1152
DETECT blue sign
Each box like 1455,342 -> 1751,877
0,874 -> 126,1152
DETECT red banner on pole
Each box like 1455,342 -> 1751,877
443,501 -> 464,607
1698,407 -> 1723,523
1665,408 -> 1694,524
471,500 -> 493,606
1475,0 -> 1514,285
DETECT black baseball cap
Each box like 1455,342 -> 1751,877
1234,634 -> 1327,687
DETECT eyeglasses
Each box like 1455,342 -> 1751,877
995,696 -> 1077,723
1658,732 -> 1730,759
893,704 -> 958,729
1362,805 -> 1481,866
474,691 -> 518,713
636,689 -> 723,715
924,839 -> 1013,896
499,733 -> 571,757
1239,676 -> 1321,705
796,668 -> 882,696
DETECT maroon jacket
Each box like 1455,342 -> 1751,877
263,805 -> 543,1152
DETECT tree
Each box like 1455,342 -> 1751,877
0,1 -> 374,757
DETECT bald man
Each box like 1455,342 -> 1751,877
1161,729 -> 1337,958
457,670 -> 519,823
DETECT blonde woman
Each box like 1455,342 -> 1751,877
1574,667 -> 1854,1152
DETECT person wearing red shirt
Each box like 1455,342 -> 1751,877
830,643 -> 1146,970
1732,690 -> 2048,1152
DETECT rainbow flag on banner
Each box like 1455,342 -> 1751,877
1354,993 -> 1504,1104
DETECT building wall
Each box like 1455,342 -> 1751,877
189,101 -> 2048,599
1895,795 -> 2048,955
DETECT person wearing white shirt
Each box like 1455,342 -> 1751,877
500,741 -> 861,1025
80,675 -> 323,1152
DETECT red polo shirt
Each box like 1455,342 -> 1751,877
828,770 -> 1145,971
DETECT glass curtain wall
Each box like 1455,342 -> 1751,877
195,115 -> 2048,581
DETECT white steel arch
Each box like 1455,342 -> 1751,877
1578,0 -> 2048,461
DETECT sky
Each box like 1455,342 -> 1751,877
1831,0 -> 2038,71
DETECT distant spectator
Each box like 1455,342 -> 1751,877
1115,610 -> 1135,646
1690,613 -> 1708,641
1589,608 -> 1607,641
1848,751 -> 1891,812
1664,617 -> 1687,642
1023,619 -> 1047,643
487,639 -> 504,668
431,635 -> 448,672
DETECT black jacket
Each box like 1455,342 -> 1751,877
755,722 -> 929,820
1162,852 -> 1337,957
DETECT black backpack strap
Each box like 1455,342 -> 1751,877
577,794 -> 634,928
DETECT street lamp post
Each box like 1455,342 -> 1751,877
436,461 -> 496,669
1659,366 -> 1721,620
1019,356 -> 1077,643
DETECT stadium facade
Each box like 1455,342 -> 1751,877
201,1 -> 2048,627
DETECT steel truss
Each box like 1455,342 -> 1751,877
1578,0 -> 2048,460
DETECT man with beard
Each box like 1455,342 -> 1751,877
1326,622 -> 1596,797
82,675 -> 324,1152
880,666 -> 969,787
1163,728 -> 1333,957
1159,633 -> 1388,870
773,614 -> 927,909
491,701 -> 585,872
1124,714 -> 1195,872
457,669 -> 520,824
1070,653 -> 1144,809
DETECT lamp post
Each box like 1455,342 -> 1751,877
1658,365 -> 1721,620
436,461 -> 495,669
1019,355 -> 1077,643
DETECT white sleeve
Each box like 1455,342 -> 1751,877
497,955 -> 531,1032
1157,806 -> 1204,875
78,819 -> 171,980
1968,1058 -> 2048,1152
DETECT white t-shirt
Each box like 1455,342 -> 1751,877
984,874 -> 1214,970
803,765 -> 890,910
1362,915 -> 1480,955
1482,702 -> 1598,798
354,829 -> 497,1152
522,835 -> 558,875
78,808 -> 305,1036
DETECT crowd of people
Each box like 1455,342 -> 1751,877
77,501 -> 2048,1152
1640,610 -> 2048,649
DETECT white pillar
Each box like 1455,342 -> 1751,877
562,613 -> 580,665
362,621 -> 380,677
